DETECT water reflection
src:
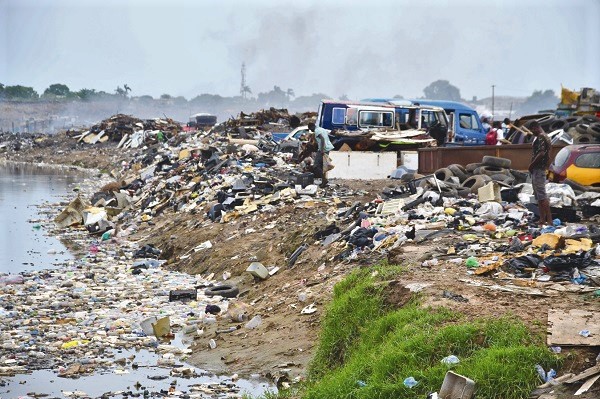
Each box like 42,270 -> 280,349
0,161 -> 84,274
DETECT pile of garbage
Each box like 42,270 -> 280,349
67,114 -> 182,148
223,107 -> 316,142
507,114 -> 600,145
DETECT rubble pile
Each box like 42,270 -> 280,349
67,114 -> 182,148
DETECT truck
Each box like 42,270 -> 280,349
362,98 -> 487,145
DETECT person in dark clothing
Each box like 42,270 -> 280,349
528,120 -> 552,226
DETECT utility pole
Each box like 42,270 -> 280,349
491,84 -> 495,120
240,62 -> 247,100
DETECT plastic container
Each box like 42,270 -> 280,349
246,262 -> 269,280
439,371 -> 475,399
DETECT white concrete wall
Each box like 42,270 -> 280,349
328,151 -> 397,180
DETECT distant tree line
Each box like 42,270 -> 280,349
0,80 -> 560,116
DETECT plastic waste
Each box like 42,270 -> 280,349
441,355 -> 460,365
357,380 -> 367,387
422,258 -> 439,267
245,315 -> 262,329
0,275 -> 25,285
552,218 -> 561,226
550,346 -> 561,353
208,339 -> 217,349
403,376 -> 418,388
579,330 -> 590,337
465,257 -> 479,268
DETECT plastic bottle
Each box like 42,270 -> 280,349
245,315 -> 262,329
208,339 -> 217,349
465,257 -> 479,268
441,355 -> 460,365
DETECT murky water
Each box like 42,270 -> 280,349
0,162 -> 78,274
0,162 -> 275,398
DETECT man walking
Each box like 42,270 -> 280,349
308,122 -> 334,187
528,121 -> 552,226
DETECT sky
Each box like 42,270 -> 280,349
1,0 -> 599,101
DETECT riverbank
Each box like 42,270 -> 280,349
1,129 -> 599,398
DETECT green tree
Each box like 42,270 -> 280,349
160,94 -> 172,100
43,83 -> 70,97
423,80 -> 462,101
257,85 -> 287,107
115,86 -> 127,97
3,85 -> 39,100
77,88 -> 98,101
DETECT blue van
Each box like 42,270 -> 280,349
362,98 -> 487,145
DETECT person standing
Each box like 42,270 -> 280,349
481,117 -> 491,133
308,122 -> 334,187
528,120 -> 552,226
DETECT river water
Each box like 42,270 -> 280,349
0,162 -> 273,398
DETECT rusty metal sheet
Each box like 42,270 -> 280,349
417,144 -> 565,173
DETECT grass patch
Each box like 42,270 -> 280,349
303,266 -> 560,399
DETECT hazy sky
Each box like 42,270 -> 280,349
1,0 -> 599,101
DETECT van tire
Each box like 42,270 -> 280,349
482,155 -> 512,169
448,164 -> 468,182
466,163 -> 482,173
576,124 -> 590,135
574,134 -> 594,144
582,115 -> 599,124
587,123 -> 600,138
461,174 -> 492,193
434,168 -> 454,182
204,284 -> 239,298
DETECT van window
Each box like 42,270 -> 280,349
358,111 -> 394,128
575,153 -> 600,168
420,110 -> 447,129
346,108 -> 358,126
332,108 -> 346,124
459,113 -> 479,130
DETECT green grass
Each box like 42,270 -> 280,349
300,266 -> 560,399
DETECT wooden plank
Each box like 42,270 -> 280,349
574,373 -> 600,395
565,365 -> 600,384
547,309 -> 600,346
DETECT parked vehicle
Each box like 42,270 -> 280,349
362,98 -> 487,145
548,144 -> 600,186
188,113 -> 217,129
317,100 -> 448,149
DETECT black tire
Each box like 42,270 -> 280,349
510,170 -> 529,184
448,164 -> 468,182
565,116 -> 582,126
490,173 -> 514,182
461,174 -> 492,193
562,178 -> 587,193
587,123 -> 600,138
582,115 -> 599,124
575,134 -> 594,144
548,119 -> 569,132
538,115 -> 556,130
576,124 -> 590,135
466,163 -> 482,173
456,187 -> 471,198
204,284 -> 239,298
478,165 -> 509,176
481,155 -> 512,169
434,167 -> 454,182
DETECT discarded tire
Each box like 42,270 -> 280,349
204,284 -> 239,298
510,170 -> 529,184
576,124 -> 590,135
482,155 -> 511,169
478,165 -> 510,177
582,115 -> 599,124
490,173 -> 514,183
548,119 -> 569,132
461,174 -> 492,193
434,167 -> 454,182
574,134 -> 594,144
448,164 -> 468,182
565,116 -> 582,126
587,123 -> 600,137
456,187 -> 471,198
465,163 -> 482,173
